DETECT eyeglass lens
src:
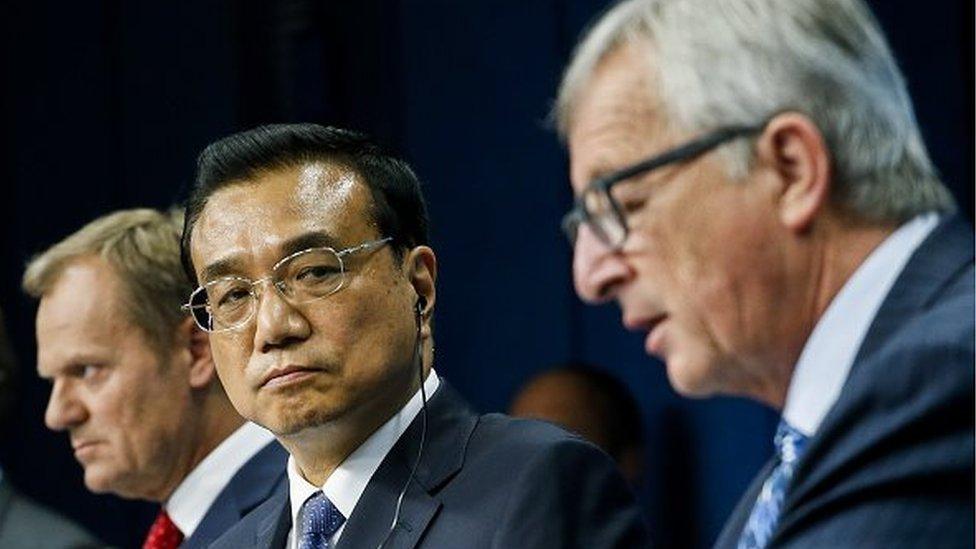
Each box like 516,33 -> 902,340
192,248 -> 346,331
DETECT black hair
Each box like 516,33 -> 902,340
180,123 -> 430,282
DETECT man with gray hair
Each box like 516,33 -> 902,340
23,208 -> 288,548
555,0 -> 973,547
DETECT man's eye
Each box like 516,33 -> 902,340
217,288 -> 251,308
295,265 -> 339,283
619,197 -> 646,214
70,365 -> 101,380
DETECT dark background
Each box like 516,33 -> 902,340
0,1 -> 971,547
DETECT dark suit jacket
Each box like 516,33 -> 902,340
182,440 -> 289,549
0,480 -> 104,549
210,383 -> 651,548
715,215 -> 975,548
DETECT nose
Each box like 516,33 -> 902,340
572,225 -> 631,303
44,379 -> 88,432
253,281 -> 312,353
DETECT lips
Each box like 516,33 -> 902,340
623,313 -> 669,358
623,312 -> 667,333
71,439 -> 100,460
260,365 -> 321,388
644,319 -> 669,357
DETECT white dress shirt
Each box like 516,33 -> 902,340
286,369 -> 441,549
782,214 -> 939,437
166,421 -> 277,538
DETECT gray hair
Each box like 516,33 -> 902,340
23,208 -> 192,355
555,0 -> 955,222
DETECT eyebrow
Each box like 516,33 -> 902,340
200,256 -> 248,284
279,231 -> 342,257
198,230 -> 343,283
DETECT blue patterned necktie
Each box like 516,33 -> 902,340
298,491 -> 346,549
737,419 -> 810,549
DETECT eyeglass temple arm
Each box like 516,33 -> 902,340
599,125 -> 763,189
337,236 -> 394,257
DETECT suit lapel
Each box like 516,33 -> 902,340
774,215 -> 974,542
182,441 -> 288,548
255,494 -> 291,549
336,382 -> 478,549
850,215 -> 973,365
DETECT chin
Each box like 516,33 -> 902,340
664,354 -> 723,398
263,403 -> 343,437
83,470 -> 119,496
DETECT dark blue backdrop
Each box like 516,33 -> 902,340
1,2 -> 971,547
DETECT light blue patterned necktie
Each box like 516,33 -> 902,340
298,491 -> 346,549
737,419 -> 809,549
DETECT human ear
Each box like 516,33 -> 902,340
176,316 -> 217,389
405,246 -> 437,336
754,112 -> 832,232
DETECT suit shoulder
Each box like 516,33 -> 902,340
854,262 -> 974,395
461,415 -> 651,547
470,413 -> 609,460
1,490 -> 102,548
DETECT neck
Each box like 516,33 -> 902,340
153,391 -> 246,502
282,362 -> 429,486
766,211 -> 897,408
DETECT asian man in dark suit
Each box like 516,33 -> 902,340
181,124 -> 650,548
23,208 -> 288,548
554,0 -> 973,547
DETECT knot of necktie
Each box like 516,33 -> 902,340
298,491 -> 346,549
143,509 -> 183,549
774,420 -> 809,466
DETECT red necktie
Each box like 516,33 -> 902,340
143,509 -> 184,549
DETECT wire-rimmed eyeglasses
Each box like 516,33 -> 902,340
183,237 -> 392,333
561,124 -> 763,250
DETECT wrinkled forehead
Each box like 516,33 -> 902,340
567,44 -> 673,190
190,162 -> 377,277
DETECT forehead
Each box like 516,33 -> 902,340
190,162 -> 375,276
568,43 -> 671,191
35,258 -> 130,371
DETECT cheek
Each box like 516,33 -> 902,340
211,343 -> 255,415
330,289 -> 414,377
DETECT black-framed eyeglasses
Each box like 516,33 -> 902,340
561,124 -> 763,250
182,237 -> 392,333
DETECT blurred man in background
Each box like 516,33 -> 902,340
510,364 -> 644,485
23,208 -> 288,549
183,123 -> 649,548
0,307 -> 103,548
555,0 -> 973,546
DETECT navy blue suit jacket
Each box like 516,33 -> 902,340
715,216 -> 975,548
182,439 -> 289,549
210,382 -> 651,548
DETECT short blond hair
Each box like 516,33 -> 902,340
23,208 -> 192,354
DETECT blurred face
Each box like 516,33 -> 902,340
568,45 -> 791,400
36,257 -> 195,501
189,162 -> 420,438
510,372 -> 612,451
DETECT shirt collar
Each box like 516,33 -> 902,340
288,369 -> 440,529
167,422 -> 277,537
782,213 -> 939,437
